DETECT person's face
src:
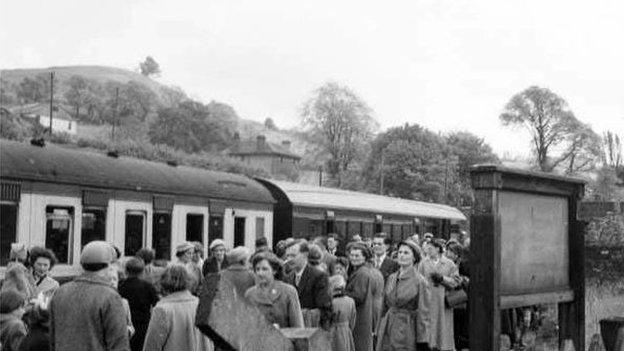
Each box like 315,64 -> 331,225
349,249 -> 366,267
334,263 -> 347,278
372,238 -> 387,256
254,259 -> 275,285
212,246 -> 226,262
108,266 -> 119,289
179,249 -> 193,263
397,244 -> 415,267
445,249 -> 458,262
424,243 -> 439,258
34,257 -> 51,276
192,250 -> 202,263
284,244 -> 306,270
327,238 -> 337,250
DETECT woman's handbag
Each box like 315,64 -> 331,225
445,288 -> 468,308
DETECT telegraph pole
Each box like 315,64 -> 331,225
111,87 -> 119,141
49,72 -> 55,135
379,150 -> 385,195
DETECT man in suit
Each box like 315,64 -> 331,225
283,240 -> 332,329
372,232 -> 399,282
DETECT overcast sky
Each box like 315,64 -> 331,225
2,0 -> 623,158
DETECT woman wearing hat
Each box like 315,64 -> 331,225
419,239 -> 460,351
202,239 -> 229,276
376,240 -> 431,351
345,242 -> 376,351
244,252 -> 304,328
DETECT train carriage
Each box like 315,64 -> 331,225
0,139 -> 274,279
255,178 -> 467,247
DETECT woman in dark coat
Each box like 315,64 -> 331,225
346,242 -> 376,351
376,240 -> 431,351
118,257 -> 159,351
203,239 -> 229,275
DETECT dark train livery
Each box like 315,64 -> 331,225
0,139 -> 465,278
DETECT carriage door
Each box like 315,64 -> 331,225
125,211 -> 146,256
1,182 -> 20,266
234,217 -> 246,247
46,206 -> 74,264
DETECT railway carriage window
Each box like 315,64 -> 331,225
255,217 -> 265,239
374,223 -> 382,233
325,220 -> 335,235
81,208 -> 106,247
186,214 -> 204,243
234,217 -> 246,247
209,215 -> 223,241
45,206 -> 74,264
152,212 -> 172,260
125,211 -> 146,256
0,203 -> 18,266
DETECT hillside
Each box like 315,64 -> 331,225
1,65 -> 168,101
1,65 -> 323,168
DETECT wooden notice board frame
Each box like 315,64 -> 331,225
469,165 -> 586,351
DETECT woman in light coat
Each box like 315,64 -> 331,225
419,239 -> 459,351
143,265 -> 213,351
345,242 -> 376,351
245,252 -> 304,328
376,240 -> 431,351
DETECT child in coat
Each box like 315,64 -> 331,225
329,275 -> 356,351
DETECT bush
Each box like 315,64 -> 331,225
586,213 -> 624,246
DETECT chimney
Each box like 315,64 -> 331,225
256,135 -> 266,149
281,140 -> 291,150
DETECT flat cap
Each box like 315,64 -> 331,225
80,241 -> 114,265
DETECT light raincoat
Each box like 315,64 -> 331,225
376,266 -> 430,351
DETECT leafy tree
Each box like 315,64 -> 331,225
204,100 -> 239,128
16,74 -> 51,103
160,85 -> 188,107
445,131 -> 499,205
301,82 -> 378,185
557,120 -> 602,174
603,131 -> 622,169
264,117 -> 277,130
148,101 -> 235,153
139,56 -> 161,77
500,86 -> 579,172
361,124 -> 450,202
0,78 -> 16,106
64,75 -> 89,118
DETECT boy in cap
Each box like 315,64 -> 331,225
174,242 -> 201,295
49,241 -> 130,351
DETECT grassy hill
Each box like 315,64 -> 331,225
1,65 -> 168,101
1,65 -> 324,168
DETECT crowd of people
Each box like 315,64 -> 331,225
0,231 -> 472,351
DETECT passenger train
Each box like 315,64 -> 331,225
0,139 -> 466,279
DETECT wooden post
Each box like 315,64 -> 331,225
470,165 -> 586,351
49,71 -> 55,135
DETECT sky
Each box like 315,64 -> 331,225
1,0 -> 623,158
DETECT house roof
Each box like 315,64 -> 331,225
12,103 -> 75,121
0,139 -> 275,204
228,138 -> 301,160
257,178 -> 467,221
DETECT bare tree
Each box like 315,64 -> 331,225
301,82 -> 378,185
500,86 -> 586,172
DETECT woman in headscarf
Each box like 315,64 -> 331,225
419,239 -> 460,351
376,240 -> 431,351
345,242 -> 376,351
202,239 -> 229,275
245,252 -> 304,328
